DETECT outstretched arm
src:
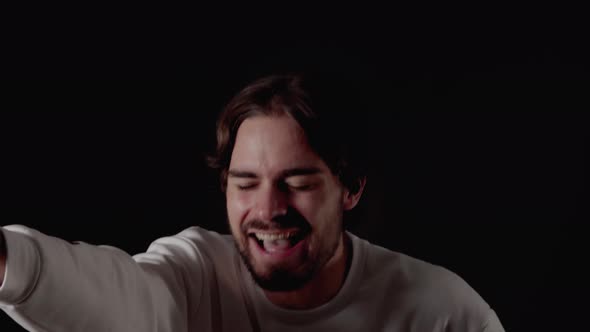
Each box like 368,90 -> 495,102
0,230 -> 5,286
0,225 -> 206,331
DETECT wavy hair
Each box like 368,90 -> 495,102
207,73 -> 368,193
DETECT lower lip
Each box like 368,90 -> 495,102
249,234 -> 308,261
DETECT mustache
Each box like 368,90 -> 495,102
241,213 -> 311,233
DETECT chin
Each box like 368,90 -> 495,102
248,264 -> 315,292
238,245 -> 316,292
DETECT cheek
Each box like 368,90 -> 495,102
293,191 -> 340,224
226,192 -> 251,228
291,196 -> 316,218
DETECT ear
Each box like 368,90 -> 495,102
342,177 -> 367,211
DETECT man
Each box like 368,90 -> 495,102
0,74 -> 505,331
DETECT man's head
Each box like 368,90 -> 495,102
208,74 -> 368,291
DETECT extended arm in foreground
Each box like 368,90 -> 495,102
0,230 -> 5,286
0,225 -> 206,331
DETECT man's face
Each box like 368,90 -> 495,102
226,114 -> 348,291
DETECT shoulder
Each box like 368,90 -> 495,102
360,237 -> 485,305
133,226 -> 235,272
142,226 -> 233,260
356,236 -> 497,331
175,226 -> 234,252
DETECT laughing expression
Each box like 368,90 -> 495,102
226,114 -> 349,291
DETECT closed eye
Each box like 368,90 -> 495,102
286,183 -> 316,191
237,183 -> 257,190
285,175 -> 319,192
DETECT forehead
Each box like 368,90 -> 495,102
229,115 -> 326,174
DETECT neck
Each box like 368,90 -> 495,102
263,233 -> 352,310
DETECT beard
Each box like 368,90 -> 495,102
237,242 -> 316,291
231,211 -> 342,292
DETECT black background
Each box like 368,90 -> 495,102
1,2 -> 589,331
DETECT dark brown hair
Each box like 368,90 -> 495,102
207,73 -> 369,193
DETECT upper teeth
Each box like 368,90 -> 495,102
254,232 -> 296,241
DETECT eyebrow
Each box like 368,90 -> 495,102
227,167 -> 322,179
227,170 -> 258,178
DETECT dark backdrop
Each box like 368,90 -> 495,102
1,3 -> 589,331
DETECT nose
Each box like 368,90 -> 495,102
254,183 -> 288,221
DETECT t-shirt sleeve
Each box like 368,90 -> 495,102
481,309 -> 505,332
0,224 -> 206,332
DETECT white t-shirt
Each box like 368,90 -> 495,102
0,225 -> 504,331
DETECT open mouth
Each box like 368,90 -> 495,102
248,230 -> 308,253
